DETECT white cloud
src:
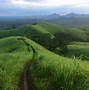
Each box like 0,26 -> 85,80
12,0 -> 47,6
11,0 -> 89,8
1,0 -> 89,15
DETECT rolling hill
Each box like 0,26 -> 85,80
66,42 -> 89,60
0,36 -> 33,90
0,22 -> 88,42
66,28 -> 87,41
0,22 -> 65,38
0,36 -> 89,90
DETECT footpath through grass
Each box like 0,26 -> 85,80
0,37 -> 89,90
0,37 -> 34,90
25,38 -> 89,90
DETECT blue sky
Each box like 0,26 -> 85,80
0,0 -> 89,16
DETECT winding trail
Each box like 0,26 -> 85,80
23,62 -> 29,90
19,37 -> 36,90
20,61 -> 33,90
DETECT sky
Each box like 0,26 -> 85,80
0,0 -> 89,16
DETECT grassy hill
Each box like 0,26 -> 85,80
65,42 -> 89,60
32,22 -> 66,34
66,28 -> 87,41
0,36 -> 34,90
0,36 -> 89,90
79,26 -> 89,41
0,36 -> 28,53
0,22 -> 65,39
0,22 -> 88,42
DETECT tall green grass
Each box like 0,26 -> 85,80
66,42 -> 89,60
0,53 -> 32,90
24,38 -> 89,90
0,36 -> 89,90
0,37 -> 34,90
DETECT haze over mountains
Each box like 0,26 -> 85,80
46,13 -> 89,27
0,13 -> 89,29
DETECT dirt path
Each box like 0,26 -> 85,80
19,37 -> 36,90
20,61 -> 33,90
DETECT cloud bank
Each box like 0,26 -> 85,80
0,0 -> 89,16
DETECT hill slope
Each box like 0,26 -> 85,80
0,36 -> 34,90
0,36 -> 89,90
0,22 -> 88,42
66,42 -> 89,60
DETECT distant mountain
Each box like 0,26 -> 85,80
64,13 -> 89,18
64,13 -> 79,17
1,13 -> 89,29
48,13 -> 60,18
44,13 -> 89,27
37,13 -> 60,20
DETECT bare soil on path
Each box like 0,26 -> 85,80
20,61 -> 33,90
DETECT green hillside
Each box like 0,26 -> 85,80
0,22 -> 88,42
0,22 -> 89,90
65,42 -> 89,60
0,25 -> 27,38
0,22 -> 64,40
32,22 -> 66,34
31,22 -> 88,41
0,36 -> 28,53
0,36 -> 33,90
79,26 -> 89,41
0,36 -> 89,90
66,28 -> 87,41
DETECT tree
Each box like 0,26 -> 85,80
54,32 -> 71,54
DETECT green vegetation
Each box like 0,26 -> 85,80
65,42 -> 89,60
66,28 -> 87,41
0,22 -> 89,90
33,22 -> 66,34
0,36 -> 89,90
0,22 -> 89,53
0,37 -> 34,90
79,26 -> 89,41
25,37 -> 89,90
0,22 -> 88,41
